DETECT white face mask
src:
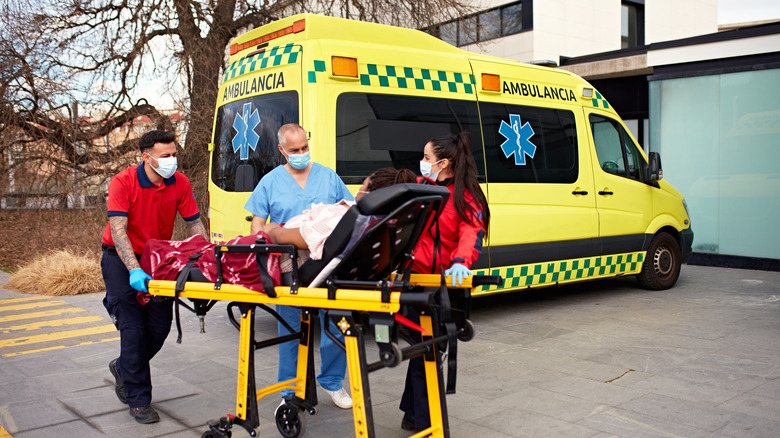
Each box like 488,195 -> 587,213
150,155 -> 177,179
420,159 -> 443,180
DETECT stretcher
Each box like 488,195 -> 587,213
147,184 -> 502,438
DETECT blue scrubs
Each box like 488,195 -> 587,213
245,163 -> 353,395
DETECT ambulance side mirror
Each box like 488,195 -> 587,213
644,152 -> 663,183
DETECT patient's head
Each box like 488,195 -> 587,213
356,167 -> 417,201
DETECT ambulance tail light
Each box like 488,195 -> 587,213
482,73 -> 501,92
332,56 -> 358,78
230,19 -> 305,55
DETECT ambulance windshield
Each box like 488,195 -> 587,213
211,91 -> 299,192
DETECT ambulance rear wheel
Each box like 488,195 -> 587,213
276,404 -> 306,438
638,232 -> 681,290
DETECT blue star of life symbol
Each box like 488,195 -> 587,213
232,103 -> 261,161
498,114 -> 537,165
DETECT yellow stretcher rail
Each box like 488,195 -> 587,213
148,272 -> 500,438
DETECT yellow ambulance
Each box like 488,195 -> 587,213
207,13 -> 693,295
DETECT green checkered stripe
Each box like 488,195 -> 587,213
474,251 -> 645,294
308,60 -> 327,83
359,64 -> 475,94
223,43 -> 300,82
592,91 -> 610,109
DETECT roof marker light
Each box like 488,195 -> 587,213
230,19 -> 305,56
482,73 -> 500,92
332,57 -> 358,78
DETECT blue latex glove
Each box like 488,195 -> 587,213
129,268 -> 151,293
445,263 -> 472,287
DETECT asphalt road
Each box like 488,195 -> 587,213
1,264 -> 779,437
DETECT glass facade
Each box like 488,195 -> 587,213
649,69 -> 780,260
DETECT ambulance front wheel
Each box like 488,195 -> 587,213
458,320 -> 475,342
276,404 -> 307,438
638,232 -> 681,290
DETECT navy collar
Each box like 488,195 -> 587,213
136,163 -> 176,188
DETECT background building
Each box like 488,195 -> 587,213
424,0 -> 780,268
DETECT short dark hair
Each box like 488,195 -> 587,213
139,130 -> 175,153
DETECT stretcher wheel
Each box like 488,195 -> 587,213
201,431 -> 228,438
276,404 -> 307,438
458,320 -> 475,342
379,342 -> 403,367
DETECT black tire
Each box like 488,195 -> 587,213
638,232 -> 681,290
380,342 -> 403,367
276,404 -> 307,438
458,320 -> 475,342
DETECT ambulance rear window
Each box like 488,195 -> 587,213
211,91 -> 299,192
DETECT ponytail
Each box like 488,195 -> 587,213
427,132 -> 490,232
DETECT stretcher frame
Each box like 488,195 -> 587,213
147,184 -> 502,437
149,271 -> 496,438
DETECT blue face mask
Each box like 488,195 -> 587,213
286,151 -> 310,170
420,159 -> 442,180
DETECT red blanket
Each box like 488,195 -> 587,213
140,234 -> 281,294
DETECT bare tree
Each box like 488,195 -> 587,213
1,0 -> 471,204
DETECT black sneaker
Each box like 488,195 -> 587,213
109,358 -> 126,404
130,405 -> 160,424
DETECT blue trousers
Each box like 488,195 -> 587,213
101,251 -> 173,408
277,305 -> 346,396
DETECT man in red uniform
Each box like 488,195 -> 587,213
100,130 -> 207,424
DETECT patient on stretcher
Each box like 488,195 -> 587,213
263,167 -> 416,273
139,168 -> 416,293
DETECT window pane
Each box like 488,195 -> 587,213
479,9 -> 501,41
502,3 -> 523,36
440,21 -> 457,46
590,116 -> 626,176
460,15 -> 478,46
622,4 -> 637,48
211,91 -> 298,191
336,93 -> 483,181
481,103 -> 578,183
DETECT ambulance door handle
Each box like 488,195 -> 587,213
571,190 -> 588,196
599,190 -> 614,196
245,216 -> 253,221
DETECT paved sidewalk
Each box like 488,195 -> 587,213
1,265 -> 779,437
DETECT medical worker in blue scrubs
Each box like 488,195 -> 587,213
245,123 -> 354,410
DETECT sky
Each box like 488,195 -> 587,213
718,0 -> 780,24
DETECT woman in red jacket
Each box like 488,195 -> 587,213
400,132 -> 490,432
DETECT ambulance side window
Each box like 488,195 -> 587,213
590,115 -> 643,181
480,103 -> 578,183
335,93 -> 483,182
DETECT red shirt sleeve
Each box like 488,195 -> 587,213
106,172 -> 131,217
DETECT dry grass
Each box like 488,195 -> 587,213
6,249 -> 104,295
0,207 -> 200,295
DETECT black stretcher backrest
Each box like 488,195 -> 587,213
309,183 -> 450,284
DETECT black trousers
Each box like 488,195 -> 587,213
101,250 -> 173,408
398,306 -> 431,430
